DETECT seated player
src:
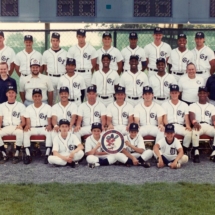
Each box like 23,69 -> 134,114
153,124 -> 188,169
23,88 -> 52,165
0,86 -> 25,164
48,119 -> 84,167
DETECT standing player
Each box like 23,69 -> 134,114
189,87 -> 215,163
168,33 -> 194,82
42,32 -> 67,104
23,88 -> 52,164
96,32 -> 123,75
144,27 -> 172,77
0,31 -> 16,76
192,32 -> 215,84
0,86 -> 25,164
153,124 -> 188,169
91,53 -> 119,106
120,55 -> 149,107
48,119 -> 84,167
67,29 -> 97,89
149,58 -> 177,105
57,58 -> 86,106
106,86 -> 133,135
121,32 -> 147,72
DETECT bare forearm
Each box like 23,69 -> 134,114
48,92 -> 53,106
20,92 -> 25,103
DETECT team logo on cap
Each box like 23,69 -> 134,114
8,86 -> 13,89
144,86 -> 150,90
156,27 -> 160,31
101,130 -> 124,154
197,32 -> 202,36
80,29 -> 85,33
34,88 -> 40,91
118,87 -> 122,90
26,35 -> 31,38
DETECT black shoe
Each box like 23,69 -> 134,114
12,156 -> 20,164
210,155 -> 215,162
44,156 -> 48,164
67,161 -> 76,168
142,161 -> 151,168
0,156 -> 9,164
193,155 -> 200,163
23,156 -> 32,165
88,163 -> 95,168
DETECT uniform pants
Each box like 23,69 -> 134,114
113,125 -> 128,136
172,73 -> 185,82
24,100 -> 48,107
153,98 -> 168,106
209,99 -> 215,106
125,96 -> 142,107
86,154 -> 117,165
23,127 -> 52,147
48,150 -> 84,166
148,70 -> 157,78
77,71 -> 92,88
97,96 -> 114,107
0,125 -> 23,147
49,76 -> 61,104
196,72 -> 210,85
74,126 -> 91,141
73,98 -> 81,107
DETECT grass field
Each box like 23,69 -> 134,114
0,182 -> 215,215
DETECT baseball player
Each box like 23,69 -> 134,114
96,32 -> 123,75
91,53 -> 119,107
161,84 -> 192,154
153,124 -> 188,169
19,59 -> 54,106
149,58 -> 177,105
168,33 -> 194,82
144,27 -> 172,77
67,29 -> 97,89
42,32 -> 67,104
192,32 -> 215,84
119,55 -> 149,107
178,63 -> 204,105
0,31 -> 16,76
121,32 -> 147,72
57,58 -> 86,106
106,86 -> 134,135
23,88 -> 52,165
0,86 -> 25,164
134,86 -> 165,142
189,86 -> 215,163
48,119 -> 84,167
74,86 -> 106,141
0,62 -> 17,104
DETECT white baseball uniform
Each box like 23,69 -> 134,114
168,48 -> 194,81
121,45 -> 146,71
67,43 -> 97,87
119,71 -> 149,107
96,46 -> 123,71
192,45 -> 215,84
161,100 -> 192,148
0,101 -> 25,147
48,132 -> 84,166
149,73 -> 177,105
42,48 -> 67,103
91,69 -> 119,106
178,74 -> 204,103
57,73 -> 86,107
0,45 -> 15,71
144,42 -> 172,77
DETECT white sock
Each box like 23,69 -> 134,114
15,150 -> 19,157
25,148 -> 30,156
195,149 -> 199,155
2,151 -> 6,157
45,148 -> 51,156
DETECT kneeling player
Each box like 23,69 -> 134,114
48,119 -> 84,167
153,124 -> 188,169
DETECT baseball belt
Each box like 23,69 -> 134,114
98,95 -> 113,99
127,96 -> 141,100
31,125 -> 47,128
48,74 -> 63,77
21,74 -> 28,76
69,98 -> 79,102
170,122 -> 185,126
196,71 -> 206,74
199,121 -> 210,124
173,72 -> 184,75
154,96 -> 169,101
149,68 -> 158,72
75,69 -> 90,73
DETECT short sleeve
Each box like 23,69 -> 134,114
72,134 -> 81,146
115,49 -> 123,63
80,76 -> 86,90
90,46 -> 98,59
14,54 -> 20,66
42,51 -> 47,65
47,105 -> 52,118
85,137 -> 93,153
114,72 -> 120,85
175,139 -> 182,150
188,103 -> 195,112
208,48 -> 215,62
157,104 -> 165,117
51,105 -> 58,116
100,103 -> 107,116
46,76 -> 54,91
67,47 -> 74,58
106,104 -> 113,117
77,104 -> 84,117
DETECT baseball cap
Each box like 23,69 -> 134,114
59,86 -> 69,94
32,88 -> 42,95
52,32 -> 60,39
129,123 -> 139,132
77,29 -> 86,36
24,35 -> 33,41
59,119 -> 70,126
156,58 -> 166,64
30,59 -> 40,67
154,27 -> 163,34
115,86 -> 125,94
91,122 -> 102,131
6,85 -> 17,93
130,55 -> 139,61
198,86 -> 208,92
170,84 -> 179,92
0,31 -> 4,37
102,32 -> 112,38
165,124 -> 175,133
102,53 -> 111,60
87,85 -> 97,93
178,33 -> 187,39
66,58 -> 76,65
195,32 -> 205,39
129,32 -> 138,39
143,86 -> 153,94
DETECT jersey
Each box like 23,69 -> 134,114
85,135 -> 102,153
24,103 -> 52,126
0,45 -> 15,70
162,100 -> 189,125
0,101 -> 25,126
107,101 -> 133,126
67,43 -> 97,70
119,71 -> 149,97
91,69 -> 119,95
189,102 -> 215,124
124,134 -> 145,152
42,48 -> 67,75
52,102 -> 78,123
96,46 -> 123,71
178,74 -> 204,103
149,73 -> 177,98
121,45 -> 146,71
134,102 -> 165,126
57,73 -> 86,99
14,50 -> 42,75
77,101 -> 106,126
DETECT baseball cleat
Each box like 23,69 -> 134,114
142,161 -> 151,168
193,155 -> 200,163
23,156 -> 32,165
44,156 -> 48,164
0,156 -> 9,164
88,163 -> 95,168
12,156 -> 20,164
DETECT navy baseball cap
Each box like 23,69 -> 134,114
130,55 -> 139,61
129,123 -> 139,132
32,88 -> 42,95
30,59 -> 40,67
87,86 -> 97,93
77,29 -> 86,36
178,33 -> 187,39
52,32 -> 60,39
115,86 -> 125,94
165,124 -> 175,133
129,32 -> 138,39
143,86 -> 153,94
6,85 -> 17,93
102,53 -> 111,60
195,32 -> 205,39
154,27 -> 163,34
66,58 -> 76,65
24,35 -> 33,41
170,84 -> 180,92
102,32 -> 112,38
59,119 -> 70,126
198,86 -> 208,92
59,86 -> 69,94
0,31 -> 4,37
91,122 -> 102,131
156,58 -> 166,64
